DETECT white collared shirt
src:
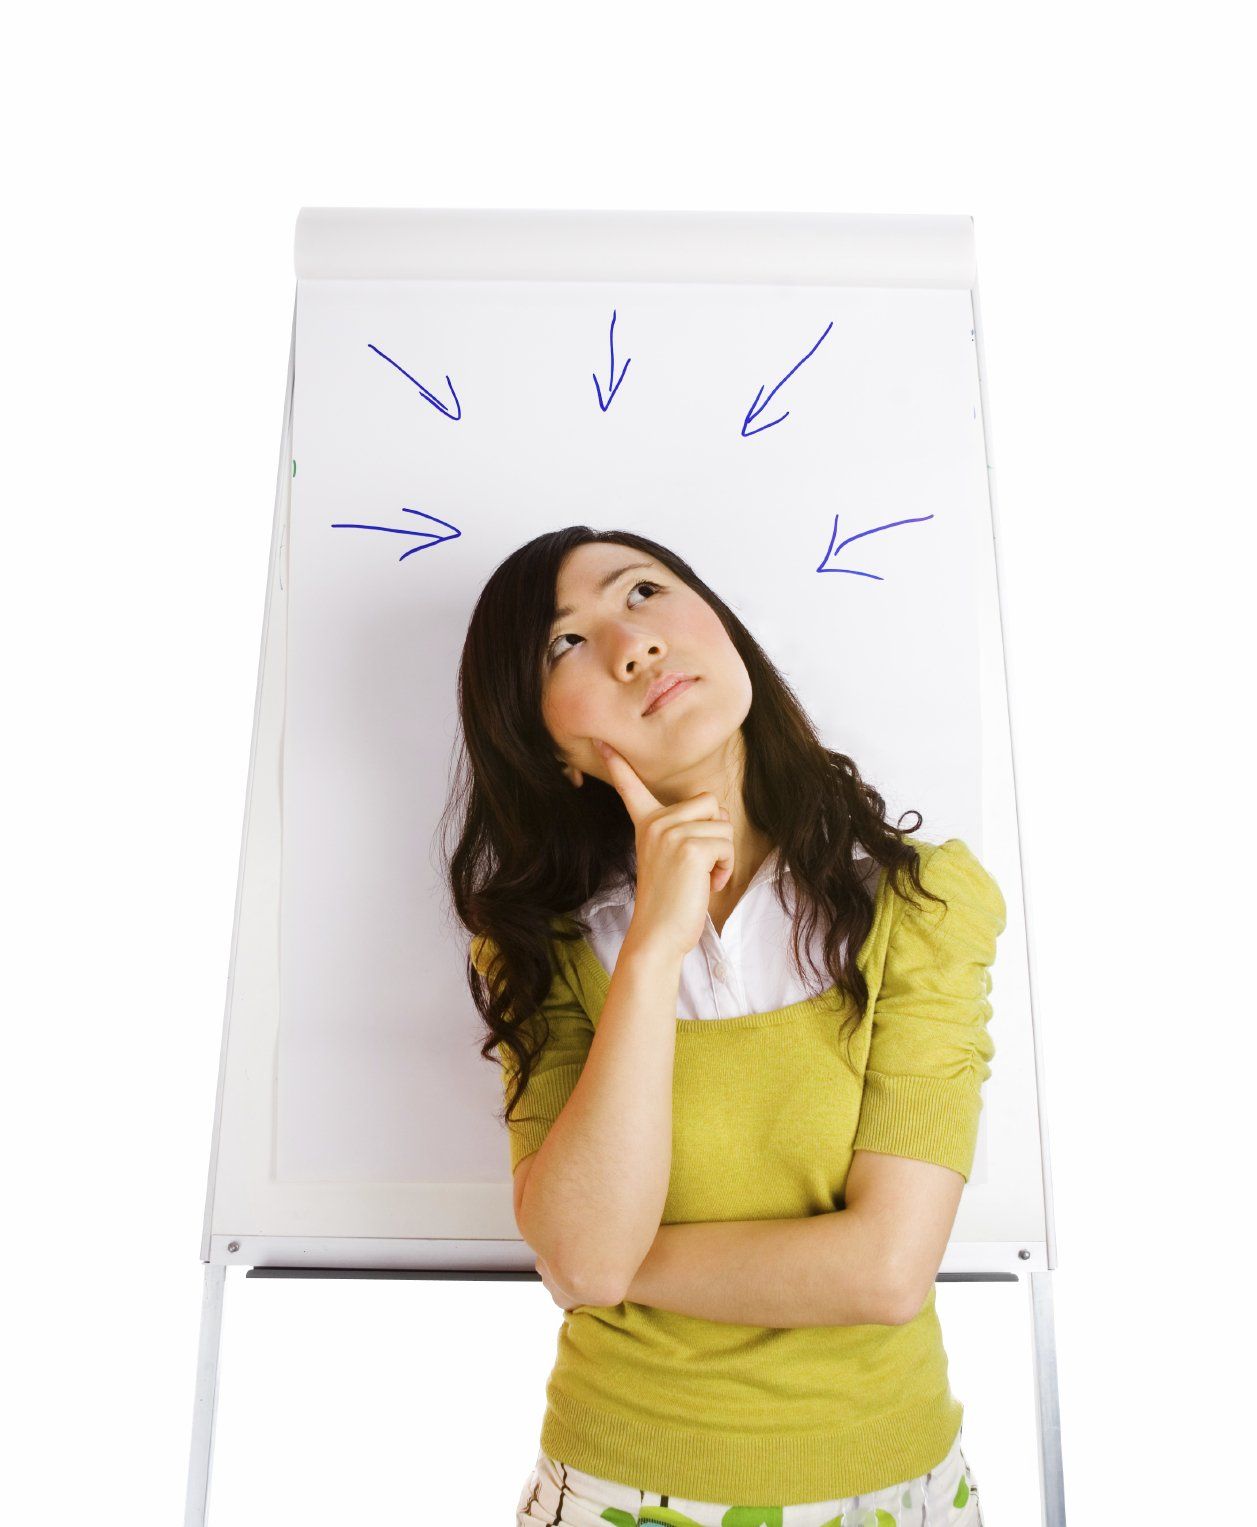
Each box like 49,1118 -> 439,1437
576,844 -> 873,1019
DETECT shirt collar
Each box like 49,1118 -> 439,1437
578,842 -> 867,920
580,847 -> 784,919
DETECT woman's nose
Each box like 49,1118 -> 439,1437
608,626 -> 663,668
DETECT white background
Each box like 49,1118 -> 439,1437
4,4 -> 1250,1523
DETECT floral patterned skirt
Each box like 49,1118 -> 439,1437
515,1426 -> 984,1525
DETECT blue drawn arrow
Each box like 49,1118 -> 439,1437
368,343 -> 462,420
331,506 -> 462,563
742,320 -> 834,437
816,510 -> 934,580
593,309 -> 631,411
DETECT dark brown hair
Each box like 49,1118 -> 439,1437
440,526 -> 944,1135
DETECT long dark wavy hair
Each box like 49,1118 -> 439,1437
440,526 -> 945,1134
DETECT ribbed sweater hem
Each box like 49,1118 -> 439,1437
539,1384 -> 964,1505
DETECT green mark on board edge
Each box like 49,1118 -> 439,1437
292,459 -> 296,476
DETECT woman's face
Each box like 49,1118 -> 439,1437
541,542 -> 752,790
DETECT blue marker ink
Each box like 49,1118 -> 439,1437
368,343 -> 461,421
593,309 -> 631,411
816,510 -> 934,580
330,506 -> 462,563
743,320 -> 834,437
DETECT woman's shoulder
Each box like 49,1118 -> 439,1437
887,835 -> 1007,941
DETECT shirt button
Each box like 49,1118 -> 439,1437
713,962 -> 729,983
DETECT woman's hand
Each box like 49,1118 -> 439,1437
594,738 -> 733,961
535,1254 -> 584,1312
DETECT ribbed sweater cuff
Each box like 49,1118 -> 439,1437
852,1070 -> 980,1182
505,1062 -> 584,1171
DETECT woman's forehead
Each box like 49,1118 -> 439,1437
551,547 -> 660,621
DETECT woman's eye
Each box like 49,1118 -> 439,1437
547,582 -> 661,665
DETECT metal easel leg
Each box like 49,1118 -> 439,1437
1029,1270 -> 1067,1526
185,1262 -> 227,1527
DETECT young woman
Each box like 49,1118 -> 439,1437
446,527 -> 1004,1525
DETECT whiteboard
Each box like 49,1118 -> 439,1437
201,210 -> 1051,1275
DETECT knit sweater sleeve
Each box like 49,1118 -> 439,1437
471,932 -> 596,1173
852,837 -> 1008,1182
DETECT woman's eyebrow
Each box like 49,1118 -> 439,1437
551,562 -> 656,624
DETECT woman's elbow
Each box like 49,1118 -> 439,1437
566,1255 -> 632,1309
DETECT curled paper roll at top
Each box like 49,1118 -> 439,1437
293,206 -> 978,287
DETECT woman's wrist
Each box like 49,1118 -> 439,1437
618,925 -> 686,980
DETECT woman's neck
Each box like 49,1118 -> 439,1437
708,826 -> 777,934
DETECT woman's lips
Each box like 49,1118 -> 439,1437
644,676 -> 697,715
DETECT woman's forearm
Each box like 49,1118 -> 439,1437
519,932 -> 683,1306
620,1210 -> 903,1328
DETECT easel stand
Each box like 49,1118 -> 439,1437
191,211 -> 1068,1527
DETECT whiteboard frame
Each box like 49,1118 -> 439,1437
199,211 -> 1055,1278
